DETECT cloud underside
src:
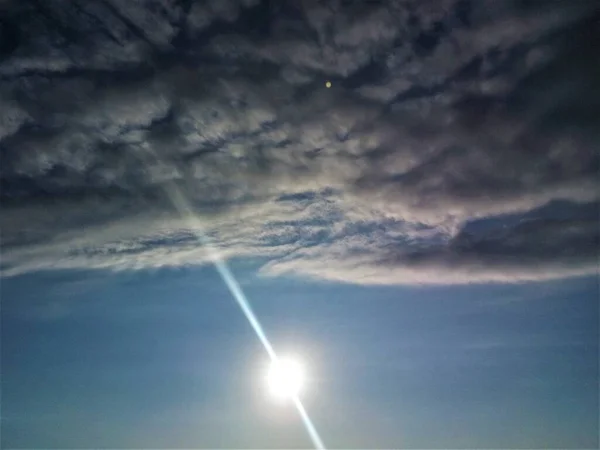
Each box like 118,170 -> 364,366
1,0 -> 598,284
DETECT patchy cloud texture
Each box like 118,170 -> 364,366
0,0 -> 598,283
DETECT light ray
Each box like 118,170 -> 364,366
294,395 -> 326,450
163,185 -> 277,361
157,179 -> 326,449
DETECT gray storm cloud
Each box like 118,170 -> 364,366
0,0 -> 598,283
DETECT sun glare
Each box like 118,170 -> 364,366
267,357 -> 305,400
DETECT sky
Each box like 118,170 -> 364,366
1,0 -> 599,448
2,268 -> 598,448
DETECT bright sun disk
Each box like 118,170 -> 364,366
267,357 -> 305,400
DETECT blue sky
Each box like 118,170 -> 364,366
2,264 -> 598,448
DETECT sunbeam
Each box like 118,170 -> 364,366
158,178 -> 326,450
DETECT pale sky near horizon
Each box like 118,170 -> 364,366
2,264 -> 598,448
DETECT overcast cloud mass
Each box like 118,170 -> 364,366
1,0 -> 598,283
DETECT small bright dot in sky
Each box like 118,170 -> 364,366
267,357 -> 305,400
325,81 -> 332,88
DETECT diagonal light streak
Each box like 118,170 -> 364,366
293,395 -> 326,450
158,179 -> 326,450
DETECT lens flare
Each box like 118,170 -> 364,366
152,174 -> 325,449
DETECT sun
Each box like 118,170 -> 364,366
267,356 -> 305,400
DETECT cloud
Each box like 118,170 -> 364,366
0,0 -> 598,284
261,211 -> 599,285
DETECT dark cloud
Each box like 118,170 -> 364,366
0,0 -> 598,283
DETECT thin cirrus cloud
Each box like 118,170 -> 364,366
0,0 -> 598,283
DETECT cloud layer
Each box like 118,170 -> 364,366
1,0 -> 598,283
